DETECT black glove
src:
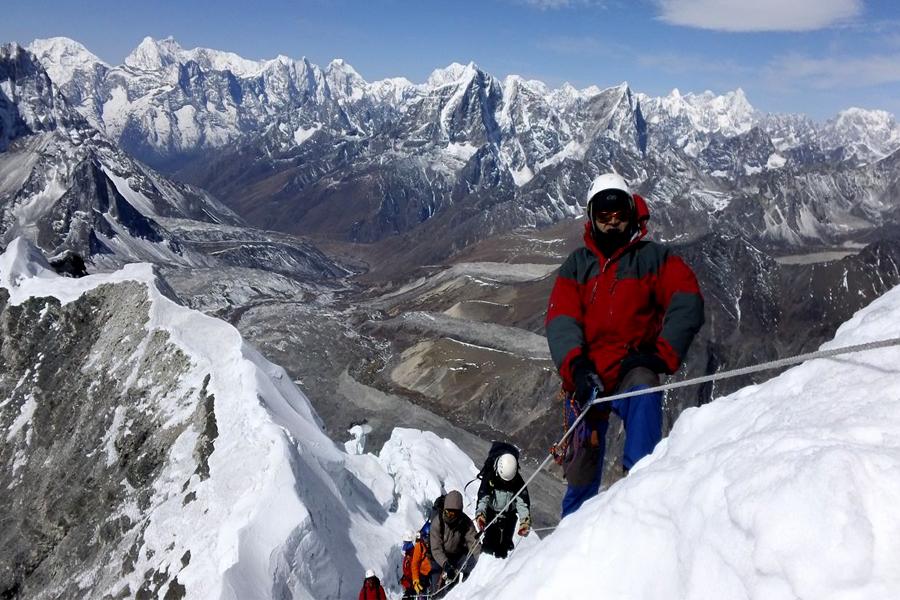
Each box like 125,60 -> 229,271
571,356 -> 603,408
620,352 -> 669,375
443,565 -> 457,581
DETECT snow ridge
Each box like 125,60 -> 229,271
0,237 -> 481,599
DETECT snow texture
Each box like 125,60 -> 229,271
0,238 -> 480,599
452,283 -> 900,600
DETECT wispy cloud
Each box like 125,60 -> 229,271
656,0 -> 862,32
766,52 -> 900,90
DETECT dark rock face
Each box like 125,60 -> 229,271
0,283 -> 207,599
48,251 -> 88,277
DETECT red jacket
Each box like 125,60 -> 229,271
359,577 -> 387,600
401,551 -> 413,589
546,194 -> 704,392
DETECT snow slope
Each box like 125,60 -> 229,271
452,284 -> 900,599
0,237 -> 479,599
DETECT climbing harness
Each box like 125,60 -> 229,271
426,335 -> 900,597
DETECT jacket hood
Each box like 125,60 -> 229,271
633,193 -> 650,226
445,490 -> 464,510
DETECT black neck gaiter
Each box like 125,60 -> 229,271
593,226 -> 635,257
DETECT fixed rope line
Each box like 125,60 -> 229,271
427,335 -> 900,597
530,526 -> 558,533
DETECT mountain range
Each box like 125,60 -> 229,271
20,36 -> 900,262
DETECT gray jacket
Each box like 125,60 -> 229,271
429,512 -> 481,569
476,475 -> 530,522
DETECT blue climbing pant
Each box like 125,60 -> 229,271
561,367 -> 662,518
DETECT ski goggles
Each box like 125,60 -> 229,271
443,509 -> 460,519
592,209 -> 630,224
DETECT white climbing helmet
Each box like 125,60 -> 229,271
586,172 -> 631,207
403,530 -> 414,542
496,453 -> 518,481
365,569 -> 376,579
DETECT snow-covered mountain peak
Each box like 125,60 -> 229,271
502,75 -> 550,104
717,87 -> 753,115
829,106 -> 898,141
823,106 -> 900,162
180,46 -> 263,76
367,76 -> 419,104
545,82 -> 603,110
123,36 -> 264,76
325,58 -> 367,100
375,75 -> 415,89
327,57 -> 356,73
657,88 -> 689,116
427,61 -> 479,87
123,35 -> 182,71
646,86 -> 757,138
834,106 -> 893,123
598,81 -> 636,110
259,54 -> 322,92
264,53 -> 297,71
26,37 -> 105,85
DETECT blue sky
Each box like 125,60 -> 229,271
4,0 -> 900,119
